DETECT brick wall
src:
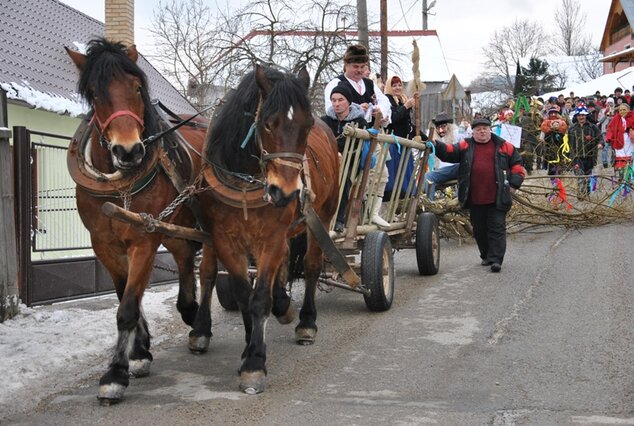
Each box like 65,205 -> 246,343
105,0 -> 134,47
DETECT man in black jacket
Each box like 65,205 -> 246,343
323,44 -> 391,127
430,118 -> 526,272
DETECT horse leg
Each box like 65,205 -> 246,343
163,237 -> 199,326
98,241 -> 158,403
188,244 -> 216,353
238,247 -> 285,394
271,250 -> 295,324
92,241 -> 128,301
295,232 -> 322,345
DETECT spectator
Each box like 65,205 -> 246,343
383,74 -> 420,201
607,103 -> 634,180
323,44 -> 391,127
540,105 -> 569,175
568,106 -> 602,197
424,112 -> 461,201
321,83 -> 390,231
321,84 -> 368,232
614,87 -> 625,105
429,117 -> 526,272
517,106 -> 539,174
598,97 -> 616,167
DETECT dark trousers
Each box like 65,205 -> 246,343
469,204 -> 507,265
336,178 -> 351,224
573,156 -> 596,195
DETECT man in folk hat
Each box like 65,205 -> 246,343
568,105 -> 602,197
323,44 -> 391,127
429,117 -> 526,273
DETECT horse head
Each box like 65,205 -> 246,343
66,38 -> 153,172
255,65 -> 313,207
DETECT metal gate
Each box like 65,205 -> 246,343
13,126 -> 178,306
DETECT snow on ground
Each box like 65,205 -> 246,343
0,283 -> 181,416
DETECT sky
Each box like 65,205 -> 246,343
58,0 -> 612,86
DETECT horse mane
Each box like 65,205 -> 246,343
77,37 -> 161,140
205,65 -> 312,172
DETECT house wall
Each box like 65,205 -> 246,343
8,104 -> 83,146
602,34 -> 634,74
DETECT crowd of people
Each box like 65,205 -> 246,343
509,89 -> 633,183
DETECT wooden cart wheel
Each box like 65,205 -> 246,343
215,274 -> 239,311
416,212 -> 440,276
361,231 -> 394,312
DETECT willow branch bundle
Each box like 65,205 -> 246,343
420,172 -> 633,240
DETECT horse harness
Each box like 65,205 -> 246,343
68,101 -> 207,217
202,95 -> 314,220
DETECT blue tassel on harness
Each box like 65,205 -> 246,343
240,122 -> 257,149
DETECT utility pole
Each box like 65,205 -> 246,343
422,0 -> 436,30
357,0 -> 369,50
380,0 -> 387,82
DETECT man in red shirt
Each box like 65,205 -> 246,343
430,118 -> 526,272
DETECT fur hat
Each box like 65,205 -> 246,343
343,44 -> 369,64
432,112 -> 453,125
330,84 -> 353,104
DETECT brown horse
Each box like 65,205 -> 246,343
190,65 -> 339,393
66,38 -> 207,403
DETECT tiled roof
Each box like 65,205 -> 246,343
0,0 -> 198,115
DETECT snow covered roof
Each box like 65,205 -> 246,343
541,65 -> 634,99
0,0 -> 198,116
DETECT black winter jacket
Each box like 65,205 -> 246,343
434,133 -> 526,211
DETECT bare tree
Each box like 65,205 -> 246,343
150,0 -> 357,113
575,48 -> 604,82
482,19 -> 549,93
553,0 -> 593,56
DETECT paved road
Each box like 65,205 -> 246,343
4,223 -> 634,425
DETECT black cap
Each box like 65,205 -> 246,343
432,112 -> 453,125
330,84 -> 353,104
471,117 -> 492,128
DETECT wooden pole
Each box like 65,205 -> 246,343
0,88 -> 19,321
356,0 -> 369,50
380,0 -> 388,82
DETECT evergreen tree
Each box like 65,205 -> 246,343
516,58 -> 559,96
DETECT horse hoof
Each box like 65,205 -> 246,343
239,371 -> 267,394
188,334 -> 210,353
276,305 -> 296,325
129,358 -> 151,377
98,383 -> 126,404
295,327 -> 316,345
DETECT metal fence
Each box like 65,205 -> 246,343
31,136 -> 91,251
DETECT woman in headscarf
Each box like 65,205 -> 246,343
382,75 -> 422,200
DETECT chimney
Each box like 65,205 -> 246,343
104,0 -> 135,47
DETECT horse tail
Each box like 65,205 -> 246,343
287,233 -> 307,283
